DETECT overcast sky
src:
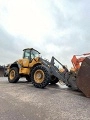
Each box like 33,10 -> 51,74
0,0 -> 90,68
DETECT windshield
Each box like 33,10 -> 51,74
31,50 -> 40,60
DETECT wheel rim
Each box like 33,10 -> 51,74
10,70 -> 15,80
34,69 -> 45,83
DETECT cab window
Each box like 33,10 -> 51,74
23,50 -> 30,59
31,50 -> 40,60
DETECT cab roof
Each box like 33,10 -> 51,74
23,48 -> 40,54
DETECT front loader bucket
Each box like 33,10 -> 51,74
76,56 -> 90,97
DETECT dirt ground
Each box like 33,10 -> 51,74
0,77 -> 90,120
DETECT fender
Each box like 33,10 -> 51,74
10,61 -> 21,69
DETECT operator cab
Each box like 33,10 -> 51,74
23,48 -> 40,61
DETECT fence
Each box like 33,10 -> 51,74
0,67 -> 4,77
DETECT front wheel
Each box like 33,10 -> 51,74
8,67 -> 20,83
31,65 -> 50,88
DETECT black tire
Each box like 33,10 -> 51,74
50,75 -> 59,84
26,75 -> 31,82
8,67 -> 20,83
31,65 -> 50,88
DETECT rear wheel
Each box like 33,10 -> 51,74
31,65 -> 50,88
50,75 -> 59,84
8,67 -> 20,83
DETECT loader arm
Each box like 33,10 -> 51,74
40,56 -> 70,85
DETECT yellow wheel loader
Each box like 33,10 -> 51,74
8,48 -> 90,97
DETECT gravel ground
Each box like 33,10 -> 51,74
0,77 -> 90,120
